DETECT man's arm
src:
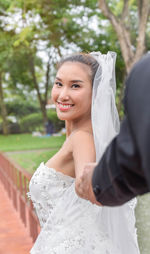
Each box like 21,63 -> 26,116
92,52 -> 150,206
92,117 -> 148,206
76,116 -> 148,206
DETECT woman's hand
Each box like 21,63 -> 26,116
75,163 -> 102,206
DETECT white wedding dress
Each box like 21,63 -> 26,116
28,162 -> 140,254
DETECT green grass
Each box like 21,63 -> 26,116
0,134 -> 65,173
135,194 -> 150,254
6,149 -> 58,174
0,134 -> 65,152
1,135 -> 150,253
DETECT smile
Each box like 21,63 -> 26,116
57,102 -> 74,110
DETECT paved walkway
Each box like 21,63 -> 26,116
0,181 -> 33,254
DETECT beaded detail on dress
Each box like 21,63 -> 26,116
28,162 -> 139,254
28,162 -> 74,228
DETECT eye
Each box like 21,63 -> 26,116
55,82 -> 62,87
72,84 -> 80,88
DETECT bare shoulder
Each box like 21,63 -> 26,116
70,130 -> 96,159
69,130 -> 96,178
70,130 -> 94,146
61,130 -> 94,155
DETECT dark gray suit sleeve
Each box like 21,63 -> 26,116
92,54 -> 150,206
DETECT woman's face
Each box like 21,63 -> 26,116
51,62 -> 92,122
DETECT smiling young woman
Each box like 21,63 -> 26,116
46,60 -> 95,179
52,62 -> 92,124
28,52 -> 140,254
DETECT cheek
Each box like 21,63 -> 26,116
84,93 -> 92,111
76,92 -> 92,112
80,90 -> 92,105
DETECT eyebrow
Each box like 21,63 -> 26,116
55,77 -> 84,83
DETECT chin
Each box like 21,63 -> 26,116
57,112 -> 68,121
57,112 -> 75,121
57,116 -> 66,121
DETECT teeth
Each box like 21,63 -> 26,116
60,104 -> 72,108
58,103 -> 73,109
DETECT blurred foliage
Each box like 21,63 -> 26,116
19,110 -> 64,133
0,109 -> 64,134
5,99 -> 40,117
0,119 -> 20,134
0,0 -> 149,133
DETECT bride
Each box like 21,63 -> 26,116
28,52 -> 140,253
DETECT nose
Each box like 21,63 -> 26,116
59,86 -> 70,101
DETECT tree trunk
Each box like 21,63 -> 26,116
98,0 -> 150,119
44,51 -> 51,104
98,0 -> 150,73
0,72 -> 9,135
28,55 -> 48,127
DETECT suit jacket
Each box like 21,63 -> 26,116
92,53 -> 150,206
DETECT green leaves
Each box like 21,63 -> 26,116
1,0 -> 149,126
13,27 -> 32,47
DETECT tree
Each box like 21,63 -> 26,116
98,0 -> 150,73
0,25 -> 17,135
0,0 -> 18,134
10,0 -> 104,125
0,72 -> 9,134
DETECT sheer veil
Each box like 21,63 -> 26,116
90,51 -> 120,161
90,51 -> 139,253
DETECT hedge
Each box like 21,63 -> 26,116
19,110 -> 65,133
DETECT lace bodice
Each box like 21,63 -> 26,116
28,163 -> 139,254
28,162 -> 74,228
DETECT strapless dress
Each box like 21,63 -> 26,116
28,162 -> 139,254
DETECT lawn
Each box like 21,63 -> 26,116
0,134 -> 150,254
0,134 -> 65,173
6,149 -> 58,174
0,134 -> 65,152
135,194 -> 150,254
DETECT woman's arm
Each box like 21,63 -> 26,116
71,131 -> 100,204
71,130 -> 96,178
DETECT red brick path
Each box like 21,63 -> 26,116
0,182 -> 33,254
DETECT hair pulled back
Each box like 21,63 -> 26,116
57,53 -> 99,84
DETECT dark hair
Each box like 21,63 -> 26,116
57,53 -> 99,84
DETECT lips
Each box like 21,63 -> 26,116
57,101 -> 74,111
